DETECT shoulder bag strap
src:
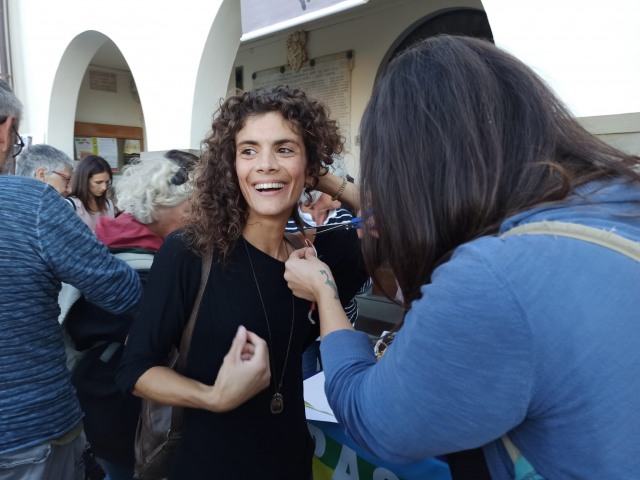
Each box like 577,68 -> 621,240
284,231 -> 306,251
499,220 -> 640,479
169,252 -> 213,438
177,252 -> 213,374
500,220 -> 640,263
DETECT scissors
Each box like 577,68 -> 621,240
306,216 -> 362,235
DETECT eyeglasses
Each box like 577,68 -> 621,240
12,126 -> 24,157
0,116 -> 25,157
51,171 -> 71,188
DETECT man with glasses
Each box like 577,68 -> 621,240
0,98 -> 23,175
16,144 -> 75,197
0,79 -> 143,479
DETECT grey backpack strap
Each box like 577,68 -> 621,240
170,252 -> 213,437
499,220 -> 640,479
501,221 -> 640,263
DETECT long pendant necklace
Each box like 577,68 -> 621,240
243,237 -> 295,415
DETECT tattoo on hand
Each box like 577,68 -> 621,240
320,270 -> 339,300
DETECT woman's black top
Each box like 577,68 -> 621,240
117,229 -> 367,480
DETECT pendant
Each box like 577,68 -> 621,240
270,393 -> 284,414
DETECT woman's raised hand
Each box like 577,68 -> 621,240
208,325 -> 271,412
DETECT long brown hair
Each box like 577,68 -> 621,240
183,87 -> 343,259
360,36 -> 640,310
70,155 -> 112,213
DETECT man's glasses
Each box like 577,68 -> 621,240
0,116 -> 25,158
12,126 -> 24,157
51,171 -> 71,188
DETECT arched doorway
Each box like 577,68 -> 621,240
190,0 -> 242,148
375,8 -> 493,82
48,31 -> 146,166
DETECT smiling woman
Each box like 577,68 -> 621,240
184,87 -> 343,260
116,87 -> 368,480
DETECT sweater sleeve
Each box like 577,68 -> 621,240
320,242 -> 533,462
116,231 -> 201,393
36,187 -> 142,314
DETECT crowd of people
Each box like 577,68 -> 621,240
0,35 -> 639,480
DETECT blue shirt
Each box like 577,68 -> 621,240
321,181 -> 640,479
0,176 -> 142,454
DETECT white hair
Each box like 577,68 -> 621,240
116,156 -> 191,224
301,155 -> 349,203
0,80 -> 22,125
16,144 -> 74,178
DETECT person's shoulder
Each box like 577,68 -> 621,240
156,230 -> 202,265
0,175 -> 49,198
312,225 -> 358,251
161,230 -> 193,253
329,207 -> 354,222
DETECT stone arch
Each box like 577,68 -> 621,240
189,0 -> 242,149
47,30 -> 145,158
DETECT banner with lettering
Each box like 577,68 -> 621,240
307,421 -> 452,480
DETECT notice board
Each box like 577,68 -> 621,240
74,122 -> 144,173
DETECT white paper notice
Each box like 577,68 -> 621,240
304,372 -> 337,423
96,137 -> 118,171
74,137 -> 93,161
123,139 -> 141,155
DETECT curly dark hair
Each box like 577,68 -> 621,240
183,86 -> 343,259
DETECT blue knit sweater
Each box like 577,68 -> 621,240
321,181 -> 640,479
0,176 -> 142,454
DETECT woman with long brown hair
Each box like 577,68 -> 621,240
284,36 -> 640,479
117,87 -> 368,479
68,154 -> 114,231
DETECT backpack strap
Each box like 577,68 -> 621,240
501,220 -> 640,263
501,434 -> 545,480
499,220 -> 640,480
169,252 -> 213,438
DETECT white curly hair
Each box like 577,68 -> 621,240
116,156 -> 191,224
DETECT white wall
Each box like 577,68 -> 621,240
230,0 -> 484,177
8,0 -> 640,162
577,112 -> 640,156
483,0 -> 640,118
7,0 -> 239,157
75,67 -> 146,149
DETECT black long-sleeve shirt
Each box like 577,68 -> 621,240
117,229 -> 367,479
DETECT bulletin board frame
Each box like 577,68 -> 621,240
74,122 -> 144,173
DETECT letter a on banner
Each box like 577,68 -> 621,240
333,445 -> 360,480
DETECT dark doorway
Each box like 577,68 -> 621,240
376,8 -> 493,81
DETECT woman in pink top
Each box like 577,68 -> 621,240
68,155 -> 114,231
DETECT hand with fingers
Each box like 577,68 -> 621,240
284,246 -> 336,302
209,325 -> 271,412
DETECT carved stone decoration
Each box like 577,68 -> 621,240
286,30 -> 307,72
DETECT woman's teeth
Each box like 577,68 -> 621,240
255,183 -> 285,191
